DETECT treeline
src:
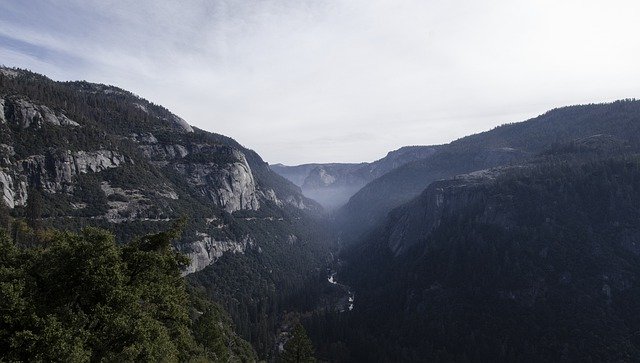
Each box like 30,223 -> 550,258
0,217 -> 256,362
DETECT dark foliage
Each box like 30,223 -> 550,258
0,222 -> 256,362
338,156 -> 640,361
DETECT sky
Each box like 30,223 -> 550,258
1,1 -> 640,165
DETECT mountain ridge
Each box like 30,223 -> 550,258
272,145 -> 439,209
336,98 -> 640,243
0,66 -> 331,357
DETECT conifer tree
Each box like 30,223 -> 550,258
280,323 -> 315,363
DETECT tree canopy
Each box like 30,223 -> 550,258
0,222 -> 256,362
280,323 -> 315,363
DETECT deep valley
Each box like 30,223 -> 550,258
2,67 -> 640,362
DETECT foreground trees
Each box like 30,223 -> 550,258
0,223 -> 255,362
280,323 -> 315,363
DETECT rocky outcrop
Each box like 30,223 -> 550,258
19,150 -> 127,194
0,149 -> 127,208
139,143 -> 189,161
0,144 -> 15,166
5,96 -> 80,129
0,68 -> 18,78
100,182 -> 154,222
170,115 -> 194,133
174,149 -> 260,213
0,170 -> 27,208
0,99 -> 6,124
305,167 -> 337,187
385,168 -> 506,256
180,234 -> 255,275
208,160 -> 260,212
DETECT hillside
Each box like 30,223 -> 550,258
0,67 -> 331,357
334,137 -> 640,361
272,145 -> 439,209
337,100 -> 640,242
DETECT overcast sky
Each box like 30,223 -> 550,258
1,1 -> 639,164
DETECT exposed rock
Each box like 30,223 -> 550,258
71,202 -> 87,210
210,161 -> 260,212
139,144 -> 189,160
261,188 -> 284,207
156,186 -> 179,200
0,170 -> 27,208
0,98 -> 6,124
284,195 -> 309,210
171,115 -> 194,133
7,97 -> 79,128
0,68 -> 19,78
100,182 -> 160,223
131,133 -> 159,144
174,149 -> 259,212
0,144 -> 15,166
307,167 -> 337,187
17,150 -> 126,194
180,234 -> 254,275
133,103 -> 148,113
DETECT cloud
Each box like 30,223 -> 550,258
1,0 -> 640,164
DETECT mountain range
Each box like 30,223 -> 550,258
275,98 -> 640,361
3,65 -> 640,362
0,67 -> 330,358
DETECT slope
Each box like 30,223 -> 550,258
338,99 -> 640,241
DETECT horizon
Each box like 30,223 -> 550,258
1,64 -> 637,166
1,1 -> 640,164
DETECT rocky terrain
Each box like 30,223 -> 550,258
0,68 -> 318,271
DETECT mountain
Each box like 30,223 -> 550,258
330,110 -> 640,361
337,100 -> 640,242
0,67 -> 331,357
272,145 -> 439,209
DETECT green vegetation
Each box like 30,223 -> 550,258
280,323 -> 315,363
0,221 -> 256,362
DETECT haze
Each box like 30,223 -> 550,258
1,0 -> 639,164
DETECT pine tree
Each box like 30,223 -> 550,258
280,323 -> 315,363
25,189 -> 43,230
0,202 -> 10,231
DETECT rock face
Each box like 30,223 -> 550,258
0,150 -> 126,207
20,150 -> 127,193
4,96 -> 80,129
0,99 -> 6,124
180,234 -> 254,275
211,160 -> 260,212
175,159 -> 260,213
171,115 -> 194,133
0,170 -> 27,208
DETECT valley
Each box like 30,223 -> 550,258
2,67 -> 640,362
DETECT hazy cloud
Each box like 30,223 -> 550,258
1,0 -> 639,164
